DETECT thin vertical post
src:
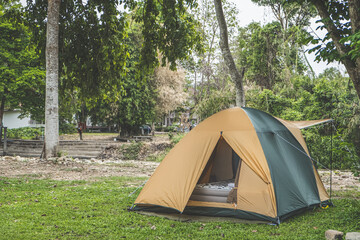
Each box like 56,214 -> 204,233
3,127 -> 7,155
330,122 -> 333,202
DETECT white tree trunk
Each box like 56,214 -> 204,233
213,0 -> 245,107
45,0 -> 60,158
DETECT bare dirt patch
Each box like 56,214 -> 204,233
0,156 -> 159,181
0,155 -> 358,193
60,133 -> 119,141
0,133 -> 173,181
1,133 -> 359,192
318,170 -> 360,191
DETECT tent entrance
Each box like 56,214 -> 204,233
189,137 -> 241,203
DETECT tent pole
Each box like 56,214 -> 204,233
330,122 -> 333,203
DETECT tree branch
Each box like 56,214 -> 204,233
311,0 -> 349,57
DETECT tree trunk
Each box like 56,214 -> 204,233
213,0 -> 245,107
348,0 -> 360,98
45,0 -> 60,158
0,89 -> 7,126
311,0 -> 360,99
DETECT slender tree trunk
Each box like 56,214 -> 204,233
194,70 -> 197,104
213,0 -> 245,107
302,49 -> 315,79
45,0 -> 60,158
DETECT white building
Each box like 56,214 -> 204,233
3,109 -> 44,129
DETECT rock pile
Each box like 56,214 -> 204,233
325,230 -> 360,240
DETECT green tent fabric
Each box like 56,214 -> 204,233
242,107 -> 321,219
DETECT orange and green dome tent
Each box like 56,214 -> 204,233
132,107 -> 331,224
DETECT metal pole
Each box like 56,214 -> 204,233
330,123 -> 333,203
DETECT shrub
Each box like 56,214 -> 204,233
164,126 -> 176,132
6,127 -> 44,140
60,122 -> 77,134
170,133 -> 184,146
304,128 -> 360,171
155,126 -> 163,131
121,142 -> 143,160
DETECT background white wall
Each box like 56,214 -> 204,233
3,110 -> 43,129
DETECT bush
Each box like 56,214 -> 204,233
60,122 -> 77,134
155,126 -> 163,131
304,128 -> 360,171
195,89 -> 235,120
6,127 -> 44,140
121,142 -> 143,160
163,126 -> 176,132
170,133 -> 184,146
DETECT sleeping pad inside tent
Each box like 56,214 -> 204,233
131,107 -> 331,224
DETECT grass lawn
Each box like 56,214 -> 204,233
0,176 -> 359,240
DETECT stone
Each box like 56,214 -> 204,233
346,232 -> 360,240
4,156 -> 14,161
325,230 -> 344,240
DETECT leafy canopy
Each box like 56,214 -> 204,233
0,1 -> 45,121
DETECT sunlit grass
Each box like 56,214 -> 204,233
0,176 -> 359,239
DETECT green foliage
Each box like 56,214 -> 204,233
146,150 -> 169,162
21,0 -> 201,137
121,142 -> 144,160
342,31 -> 360,60
170,133 -> 185,145
305,129 -> 359,170
26,0 -> 129,102
245,70 -> 360,171
247,88 -> 293,117
237,22 -> 283,88
164,126 -> 177,132
195,89 -> 235,120
87,21 -> 156,135
0,177 -> 359,239
0,1 -> 45,122
7,127 -> 44,140
304,0 -> 352,63
238,0 -> 315,88
59,122 -> 76,135
136,0 -> 203,71
168,132 -> 174,140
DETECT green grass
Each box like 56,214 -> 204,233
332,189 -> 360,199
146,150 -> 170,162
0,177 -> 359,240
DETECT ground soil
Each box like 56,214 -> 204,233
0,133 -> 359,192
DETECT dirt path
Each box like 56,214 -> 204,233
0,155 -> 359,193
1,133 -> 359,191
319,170 -> 360,192
0,156 -> 159,181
